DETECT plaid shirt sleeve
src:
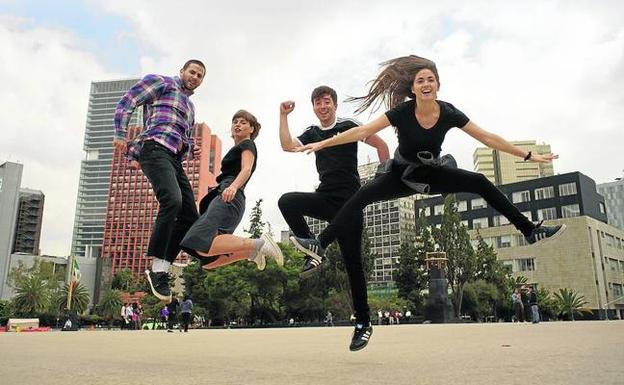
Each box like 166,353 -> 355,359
114,74 -> 167,140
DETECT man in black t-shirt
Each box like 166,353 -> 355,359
278,85 -> 389,279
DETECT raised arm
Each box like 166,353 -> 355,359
279,101 -> 302,152
221,149 -> 255,202
297,114 -> 391,154
363,133 -> 390,162
461,121 -> 558,163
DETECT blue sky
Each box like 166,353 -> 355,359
0,0 -> 140,73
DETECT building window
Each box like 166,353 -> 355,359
434,204 -> 444,215
493,215 -> 510,226
537,207 -> 557,221
517,258 -> 535,272
613,283 -> 623,297
457,201 -> 468,212
422,207 -> 431,217
471,198 -> 487,209
497,235 -> 512,248
473,217 -> 489,229
559,182 -> 577,196
561,204 -> 580,218
514,234 -> 530,247
512,190 -> 530,203
534,186 -> 555,200
599,202 -> 606,214
461,220 -> 469,227
521,211 -> 533,221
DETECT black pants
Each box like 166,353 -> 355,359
167,313 -> 177,330
279,191 -> 370,324
181,312 -> 191,332
140,141 -> 199,263
315,164 -> 535,325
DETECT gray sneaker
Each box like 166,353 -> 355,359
259,233 -> 284,267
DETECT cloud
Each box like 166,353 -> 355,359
0,15 -> 118,255
2,1 -> 623,253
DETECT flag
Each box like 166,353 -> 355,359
71,257 -> 81,284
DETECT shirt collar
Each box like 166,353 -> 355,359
174,76 -> 194,96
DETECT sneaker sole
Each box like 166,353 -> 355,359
298,261 -> 325,279
350,328 -> 373,352
262,234 -> 284,266
290,236 -> 323,262
144,270 -> 172,303
534,223 -> 567,245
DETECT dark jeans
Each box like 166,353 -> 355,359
278,191 -> 370,324
140,141 -> 199,263
167,313 -> 177,330
181,312 -> 191,332
315,164 -> 536,326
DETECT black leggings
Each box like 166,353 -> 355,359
278,191 -> 370,324
318,166 -> 535,321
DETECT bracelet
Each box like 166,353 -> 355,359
523,151 -> 532,161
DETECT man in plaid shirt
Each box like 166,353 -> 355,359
113,59 -> 205,303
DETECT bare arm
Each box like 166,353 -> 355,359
221,149 -> 255,202
279,101 -> 301,152
364,133 -> 390,162
461,121 -> 558,163
297,114 -> 391,154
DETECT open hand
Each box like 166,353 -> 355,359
294,141 -> 325,154
530,153 -> 558,163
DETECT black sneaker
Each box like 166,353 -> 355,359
290,236 -> 325,260
299,256 -> 325,278
350,323 -> 373,352
145,270 -> 172,303
525,222 -> 567,245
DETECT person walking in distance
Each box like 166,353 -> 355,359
113,59 -> 206,303
528,286 -> 540,324
180,295 -> 193,332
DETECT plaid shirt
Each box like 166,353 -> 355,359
114,74 -> 196,161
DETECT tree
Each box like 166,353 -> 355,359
553,288 -> 592,321
462,280 -> 500,321
396,209 -> 434,314
54,282 -> 90,314
431,194 -> 476,317
97,289 -> 123,326
473,234 -> 508,289
244,199 -> 265,239
12,275 -> 50,316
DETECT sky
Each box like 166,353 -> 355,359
1,0 -> 623,256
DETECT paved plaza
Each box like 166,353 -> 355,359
1,321 -> 622,385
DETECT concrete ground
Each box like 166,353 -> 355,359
1,321 -> 623,385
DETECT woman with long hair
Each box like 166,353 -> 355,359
293,55 -> 565,350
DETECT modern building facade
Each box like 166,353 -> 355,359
597,175 -> 624,231
70,79 -> 141,259
417,172 -> 624,318
473,141 -> 554,185
305,161 -> 417,287
0,162 -> 23,299
12,188 -> 45,254
101,123 -> 221,276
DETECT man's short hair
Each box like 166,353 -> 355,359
311,85 -> 337,105
182,59 -> 206,72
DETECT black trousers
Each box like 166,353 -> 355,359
315,164 -> 536,325
140,141 -> 199,263
181,312 -> 191,332
278,191 -> 370,324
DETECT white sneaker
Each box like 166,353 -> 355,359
250,251 -> 267,271
259,233 -> 284,267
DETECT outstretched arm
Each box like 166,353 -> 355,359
461,121 -> 558,163
364,133 -> 390,162
279,101 -> 301,152
297,114 -> 391,154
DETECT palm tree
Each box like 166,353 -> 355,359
12,275 -> 50,316
97,289 -> 123,326
553,288 -> 591,321
55,282 -> 90,314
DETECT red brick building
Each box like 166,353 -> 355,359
102,123 -> 222,275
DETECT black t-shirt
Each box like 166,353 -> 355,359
216,139 -> 257,190
385,99 -> 469,161
297,118 -> 361,193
